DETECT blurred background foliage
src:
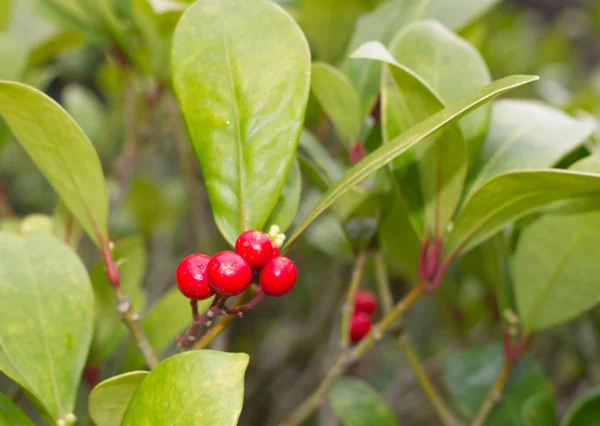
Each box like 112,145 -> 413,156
1,0 -> 600,425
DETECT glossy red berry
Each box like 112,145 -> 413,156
350,312 -> 371,342
207,251 -> 252,296
354,291 -> 377,315
235,230 -> 273,269
176,254 -> 213,300
270,239 -> 280,259
260,257 -> 297,297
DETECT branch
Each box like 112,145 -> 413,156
340,251 -> 369,351
178,297 -> 224,350
282,281 -> 425,426
471,361 -> 514,426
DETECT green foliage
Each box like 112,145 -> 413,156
0,392 -> 34,426
562,388 -> 600,426
88,371 -> 148,426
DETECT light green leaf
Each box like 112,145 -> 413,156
265,157 -> 301,233
0,36 -> 28,81
122,288 -> 213,371
0,233 -> 93,424
121,351 -> 249,426
88,371 -> 148,426
329,377 -> 399,426
389,20 -> 491,164
89,237 -> 147,364
283,74 -> 538,251
63,84 -> 105,145
0,392 -> 34,426
0,81 -> 108,246
378,39 -> 467,235
341,0 -> 501,117
469,100 -> 594,193
19,214 -> 54,235
561,387 -> 600,426
311,62 -> 362,148
172,0 -> 310,245
444,170 -> 600,258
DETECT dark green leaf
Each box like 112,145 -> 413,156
329,377 -> 399,426
172,0 -> 310,245
562,387 -> 600,426
0,392 -> 34,426
0,81 -> 109,245
283,73 -> 538,251
522,392 -> 558,426
88,371 -> 148,426
0,233 -> 93,423
121,351 -> 249,425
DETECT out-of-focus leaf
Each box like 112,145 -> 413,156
561,387 -> 600,426
265,157 -> 301,233
63,84 -> 105,145
0,36 -> 28,81
0,392 -> 35,426
522,392 -> 558,426
88,371 -> 148,426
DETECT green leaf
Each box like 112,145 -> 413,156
0,81 -> 108,246
514,211 -> 600,331
88,371 -> 148,426
172,0 -> 310,245
89,237 -> 147,364
265,157 -> 301,233
341,0 -> 501,117
522,392 -> 558,426
378,39 -> 467,235
121,351 -> 249,425
122,289 -> 213,371
444,343 -> 554,425
562,387 -> 600,426
469,100 -> 594,193
0,233 -> 93,424
283,74 -> 538,251
63,84 -> 105,146
329,377 -> 399,426
0,36 -> 28,81
53,200 -> 84,250
19,214 -> 54,236
298,129 -> 345,184
311,62 -> 362,148
0,392 -> 34,426
445,170 -> 600,258
388,20 -> 491,164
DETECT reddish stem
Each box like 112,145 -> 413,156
418,229 -> 431,281
227,289 -> 267,317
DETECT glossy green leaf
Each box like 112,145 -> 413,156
562,387 -> 600,426
389,20 -> 491,163
88,371 -> 148,426
0,81 -> 108,246
379,39 -> 467,235
522,392 -> 558,426
122,289 -> 213,371
121,351 -> 249,425
469,100 -> 594,193
445,170 -> 600,258
514,211 -> 600,331
172,0 -> 310,245
329,377 -> 399,426
444,343 -> 554,425
63,84 -> 105,145
0,392 -> 34,426
0,233 -> 93,424
283,74 -> 538,251
311,63 -> 362,148
341,0 -> 501,117
265,157 -> 301,233
89,237 -> 147,364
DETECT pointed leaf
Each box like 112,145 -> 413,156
310,63 -> 362,148
329,377 -> 399,426
469,100 -> 594,193
562,387 -> 600,426
0,392 -> 34,426
283,74 -> 538,251
0,81 -> 108,245
121,351 -> 249,426
88,371 -> 148,426
445,170 -> 600,258
0,233 -> 93,423
172,0 -> 310,245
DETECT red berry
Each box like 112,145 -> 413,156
270,239 -> 280,259
350,312 -> 371,342
354,291 -> 377,315
260,257 -> 297,297
207,251 -> 252,296
176,254 -> 213,300
235,230 -> 273,269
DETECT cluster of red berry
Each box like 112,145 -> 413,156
175,230 -> 297,300
349,291 -> 378,342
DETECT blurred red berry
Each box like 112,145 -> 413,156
270,239 -> 280,258
176,254 -> 214,300
354,291 -> 377,315
350,312 -> 371,342
207,251 -> 252,296
260,257 -> 297,297
235,230 -> 273,269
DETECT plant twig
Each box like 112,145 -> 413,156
178,296 -> 223,350
374,249 -> 393,315
340,251 -> 369,351
471,361 -> 514,426
282,282 -> 425,426
397,329 -> 463,426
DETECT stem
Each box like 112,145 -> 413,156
397,330 -> 462,426
374,250 -> 393,315
340,251 -> 369,351
179,296 -> 223,350
227,290 -> 267,316
471,361 -> 514,426
283,282 -> 425,426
